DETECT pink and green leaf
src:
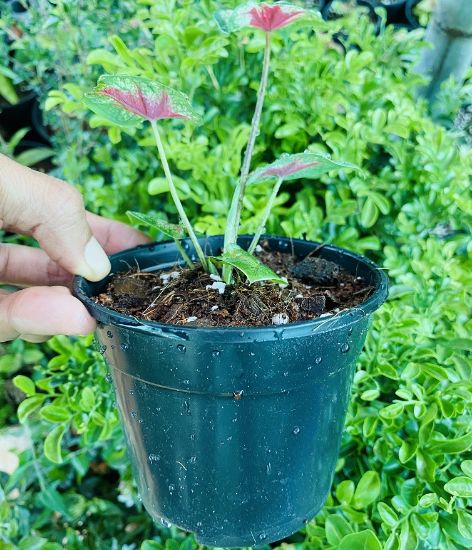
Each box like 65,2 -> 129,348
247,153 -> 357,185
219,244 -> 286,285
215,2 -> 310,33
127,211 -> 185,240
84,75 -> 201,126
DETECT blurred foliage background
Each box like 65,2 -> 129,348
0,0 -> 471,549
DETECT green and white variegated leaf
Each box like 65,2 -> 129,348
215,2 -> 309,33
220,244 -> 286,284
84,75 -> 201,127
127,211 -> 185,240
247,152 -> 357,185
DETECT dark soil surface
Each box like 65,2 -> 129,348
96,243 -> 373,327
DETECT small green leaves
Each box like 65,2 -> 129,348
80,387 -> 96,412
325,515 -> 353,546
17,395 -> 46,423
127,211 -> 185,240
220,244 -> 286,284
444,477 -> 472,498
247,152 -> 357,185
352,471 -> 381,509
13,375 -> 36,396
430,432 -> 472,454
377,502 -> 399,528
84,75 -> 200,126
44,424 -> 67,464
40,405 -> 70,423
461,460 -> 472,478
336,480 -> 355,505
337,530 -> 382,550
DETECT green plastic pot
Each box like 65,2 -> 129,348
74,235 -> 388,547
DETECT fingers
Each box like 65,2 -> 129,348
0,215 -> 151,286
0,243 -> 72,286
0,286 -> 96,343
86,212 -> 151,254
0,154 -> 110,281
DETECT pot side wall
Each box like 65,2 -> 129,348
76,236 -> 387,546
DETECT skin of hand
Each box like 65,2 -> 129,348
0,153 -> 150,343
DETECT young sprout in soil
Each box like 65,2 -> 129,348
83,1 -> 356,287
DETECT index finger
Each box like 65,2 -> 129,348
0,154 -> 110,281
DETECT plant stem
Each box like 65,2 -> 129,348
150,120 -> 208,271
174,239 -> 193,268
247,176 -> 283,254
222,31 -> 272,282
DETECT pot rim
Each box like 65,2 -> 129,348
73,235 -> 388,338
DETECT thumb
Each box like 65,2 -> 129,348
0,154 -> 110,281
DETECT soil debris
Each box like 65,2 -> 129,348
96,245 -> 373,327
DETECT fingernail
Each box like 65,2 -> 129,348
81,237 -> 111,281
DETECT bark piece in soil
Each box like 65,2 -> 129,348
289,256 -> 341,285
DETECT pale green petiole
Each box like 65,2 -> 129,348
247,176 -> 283,254
223,31 -> 272,283
150,120 -> 209,271
174,240 -> 194,269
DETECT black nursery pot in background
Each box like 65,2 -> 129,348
74,235 -> 388,547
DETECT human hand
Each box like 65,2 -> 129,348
0,154 -> 149,342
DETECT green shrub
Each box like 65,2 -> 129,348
1,1 -> 471,549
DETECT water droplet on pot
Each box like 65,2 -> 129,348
196,521 -> 202,528
130,410 -> 137,418
189,456 -> 197,464
315,356 -> 322,364
259,533 -> 267,541
120,343 -> 129,351
233,390 -> 244,400
161,518 -> 172,528
148,453 -> 160,463
293,426 -> 300,435
129,390 -> 134,395
99,345 -> 107,355
138,419 -> 143,424
348,326 -> 353,336
190,433 -> 196,440
283,371 -> 289,377
212,350 -> 221,357
183,379 -> 190,385
266,462 -> 272,475
107,330 -> 113,338
168,484 -> 175,493
177,344 -> 186,353
105,374 -> 112,383
340,343 -> 350,353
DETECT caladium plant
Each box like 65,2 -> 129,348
83,1 -> 356,286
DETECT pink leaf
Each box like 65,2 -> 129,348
247,3 -> 304,32
85,75 -> 201,125
262,159 -> 320,178
247,153 -> 358,184
100,87 -> 188,121
215,2 -> 310,34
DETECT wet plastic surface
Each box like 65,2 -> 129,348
74,235 -> 388,547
